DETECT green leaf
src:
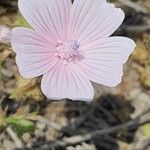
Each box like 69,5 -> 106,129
13,13 -> 30,28
6,116 -> 36,136
142,123 -> 150,138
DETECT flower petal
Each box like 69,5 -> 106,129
79,37 -> 136,87
12,27 -> 55,53
18,0 -> 71,41
41,62 -> 94,101
69,0 -> 124,45
11,27 -> 58,78
68,0 -> 106,40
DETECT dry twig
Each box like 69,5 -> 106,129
6,127 -> 24,149
36,110 -> 150,149
37,117 -> 62,131
64,110 -> 150,144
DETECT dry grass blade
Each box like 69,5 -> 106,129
118,0 -> 150,14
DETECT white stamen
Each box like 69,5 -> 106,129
56,39 -> 84,64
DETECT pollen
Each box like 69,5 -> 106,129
56,39 -> 84,64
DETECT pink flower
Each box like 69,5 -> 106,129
11,0 -> 136,101
0,25 -> 11,44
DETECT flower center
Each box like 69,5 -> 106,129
56,39 -> 84,64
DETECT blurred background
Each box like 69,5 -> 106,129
0,0 -> 150,150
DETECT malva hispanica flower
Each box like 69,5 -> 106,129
11,0 -> 136,101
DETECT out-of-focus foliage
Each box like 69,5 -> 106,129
132,34 -> 150,65
132,40 -> 149,64
142,123 -> 150,138
0,47 -> 11,64
140,66 -> 150,89
0,109 -> 7,133
10,77 -> 43,101
132,34 -> 150,89
0,6 -> 7,15
0,107 -> 36,137
143,0 -> 150,9
6,115 -> 36,137
13,13 -> 30,28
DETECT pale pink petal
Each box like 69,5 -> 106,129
68,0 -> 124,45
12,27 -> 55,54
41,62 -> 94,101
68,0 -> 106,40
18,0 -> 71,41
11,27 -> 58,78
79,37 -> 136,87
